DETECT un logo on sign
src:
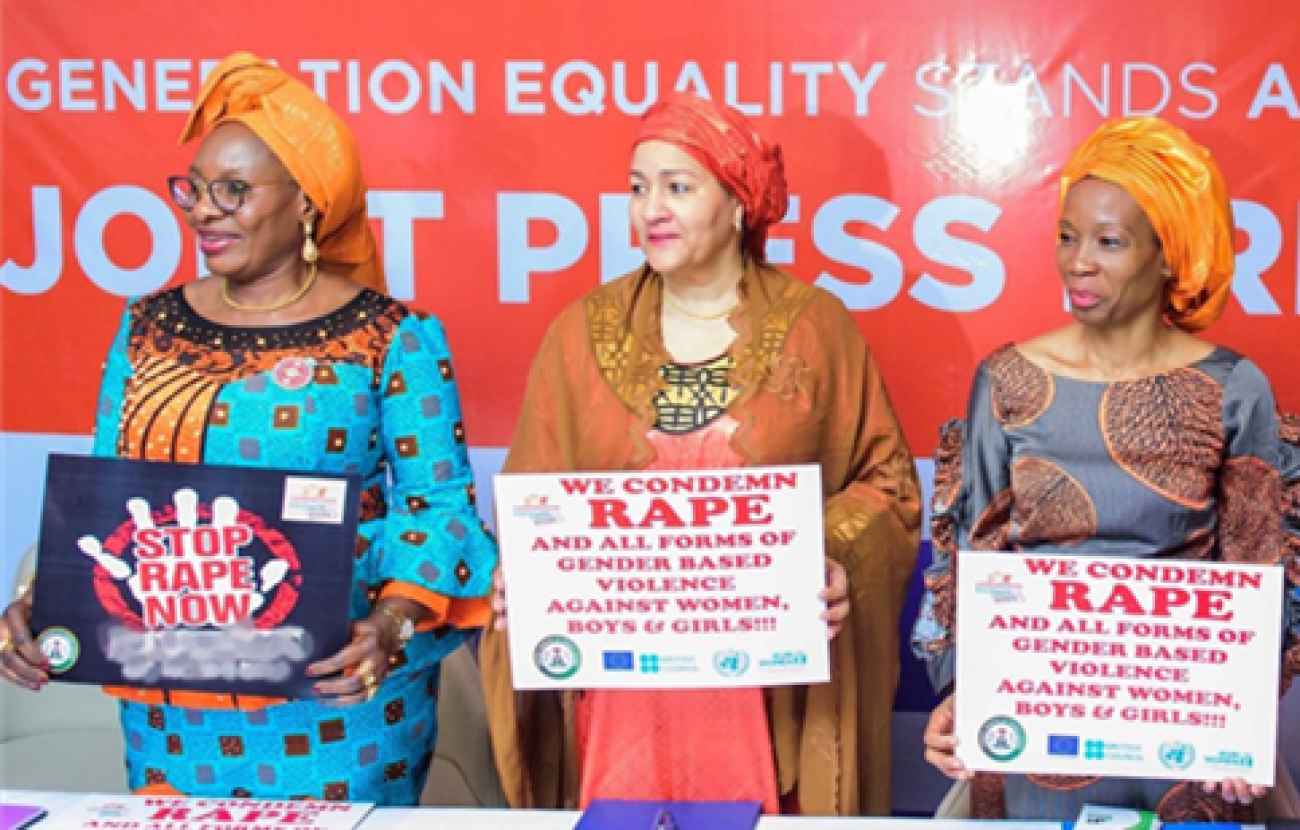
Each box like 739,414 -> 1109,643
1159,741 -> 1195,771
713,649 -> 750,678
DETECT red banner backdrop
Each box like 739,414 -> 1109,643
6,0 -> 1300,453
7,1 -> 1300,808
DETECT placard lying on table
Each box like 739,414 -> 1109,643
495,465 -> 830,689
955,551 -> 1282,785
574,799 -> 760,830
29,454 -> 359,698
49,794 -> 373,830
0,804 -> 47,830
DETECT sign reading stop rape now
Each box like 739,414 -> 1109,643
955,551 -> 1283,785
494,465 -> 830,689
29,455 -> 359,697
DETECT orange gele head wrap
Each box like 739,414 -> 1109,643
180,52 -> 384,293
635,93 -> 788,264
1060,117 -> 1234,331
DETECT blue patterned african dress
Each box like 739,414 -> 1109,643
90,286 -> 497,804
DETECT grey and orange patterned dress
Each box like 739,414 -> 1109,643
912,343 -> 1300,822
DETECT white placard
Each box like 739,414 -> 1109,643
955,551 -> 1282,785
494,465 -> 831,689
51,794 -> 374,830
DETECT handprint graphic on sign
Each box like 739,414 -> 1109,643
84,488 -> 302,631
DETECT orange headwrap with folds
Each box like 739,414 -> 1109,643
635,93 -> 788,264
1060,117 -> 1234,332
180,52 -> 384,293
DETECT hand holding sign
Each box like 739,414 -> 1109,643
0,588 -> 49,692
923,694 -> 971,781
820,558 -> 849,641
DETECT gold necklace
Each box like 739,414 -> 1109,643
221,262 -> 318,313
662,288 -> 739,322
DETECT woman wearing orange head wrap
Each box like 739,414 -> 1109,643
481,93 -> 921,816
913,117 -> 1300,821
0,52 -> 496,804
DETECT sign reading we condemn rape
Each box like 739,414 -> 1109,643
955,552 -> 1283,785
494,465 -> 830,690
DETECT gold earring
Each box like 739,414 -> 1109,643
734,212 -> 744,232
302,219 -> 319,265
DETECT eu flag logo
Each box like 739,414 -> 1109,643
1047,735 -> 1080,756
603,651 -> 634,671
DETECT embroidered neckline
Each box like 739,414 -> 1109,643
136,287 -> 398,351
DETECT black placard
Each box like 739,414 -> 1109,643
29,454 -> 360,698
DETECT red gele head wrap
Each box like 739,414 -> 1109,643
635,93 -> 788,263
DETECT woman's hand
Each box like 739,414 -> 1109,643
923,694 -> 972,780
1202,778 -> 1265,804
491,569 -> 508,631
819,557 -> 849,641
0,593 -> 50,691
306,612 -> 403,706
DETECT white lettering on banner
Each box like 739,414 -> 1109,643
839,63 -> 888,116
599,194 -> 642,282
7,58 -> 51,108
1180,63 -> 1219,119
505,61 -> 547,115
3,188 -> 444,300
498,193 -> 588,302
76,186 -> 182,296
612,61 -> 656,115
766,197 -> 799,266
503,60 -> 887,117
365,191 -> 445,301
0,187 -> 62,295
675,61 -> 712,99
1231,200 -> 1283,315
1249,63 -> 1300,119
7,57 -> 220,112
554,61 -> 606,115
498,193 -> 1300,314
7,186 -> 1300,317
813,195 -> 904,311
909,195 -> 1005,313
914,60 -> 1220,119
0,57 -> 1256,120
369,59 -> 422,114
6,57 -> 476,115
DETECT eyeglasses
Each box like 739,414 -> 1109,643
167,175 -> 295,214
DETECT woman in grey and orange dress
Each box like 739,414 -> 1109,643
912,117 -> 1300,822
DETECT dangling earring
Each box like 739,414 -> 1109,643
302,218 -> 319,264
733,211 -> 744,232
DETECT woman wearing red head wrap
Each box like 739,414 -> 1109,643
481,93 -> 921,816
0,52 -> 497,804
912,117 -> 1300,821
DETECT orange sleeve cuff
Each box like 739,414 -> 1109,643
380,582 -> 490,631
135,782 -> 186,796
102,685 -> 285,710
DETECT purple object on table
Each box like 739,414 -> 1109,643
575,800 -> 760,830
0,805 -> 46,830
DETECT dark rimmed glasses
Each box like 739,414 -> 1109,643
167,175 -> 295,214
